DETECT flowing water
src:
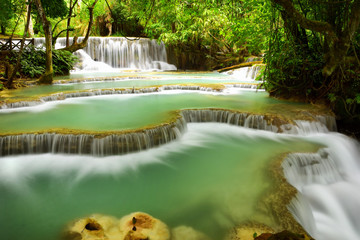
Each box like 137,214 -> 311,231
0,90 -> 306,134
0,73 -> 258,102
35,37 -> 177,71
1,37 -> 359,240
0,123 -> 321,240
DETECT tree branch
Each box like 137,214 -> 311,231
343,0 -> 360,40
6,0 -> 32,89
53,28 -> 75,45
272,0 -> 338,41
52,15 -> 76,34
60,0 -> 99,52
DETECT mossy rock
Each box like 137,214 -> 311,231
255,230 -> 314,240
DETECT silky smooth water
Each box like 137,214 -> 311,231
1,67 -> 359,240
1,72 -> 256,101
36,37 -> 177,71
0,123 -> 320,240
0,90 -> 308,134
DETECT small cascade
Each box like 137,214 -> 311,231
72,49 -> 113,71
0,100 -> 44,109
280,118 -> 337,135
0,118 -> 186,156
315,115 -> 338,132
282,149 -> 343,189
0,109 -> 302,157
281,120 -> 360,240
35,37 -> 177,71
224,64 -> 264,81
161,85 -> 215,91
225,83 -> 262,89
181,109 -> 278,132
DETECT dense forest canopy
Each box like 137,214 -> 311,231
1,0 -> 359,122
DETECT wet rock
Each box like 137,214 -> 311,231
63,212 -> 170,240
118,212 -> 170,240
226,222 -> 274,240
254,230 -> 314,240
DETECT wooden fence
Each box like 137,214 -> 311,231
0,38 -> 35,51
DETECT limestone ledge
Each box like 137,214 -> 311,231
0,108 -> 336,157
0,83 -> 262,108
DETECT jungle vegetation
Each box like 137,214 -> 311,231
0,0 -> 360,122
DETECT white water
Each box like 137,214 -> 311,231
34,37 -> 177,71
223,65 -> 263,81
0,108 -> 281,156
282,123 -> 360,240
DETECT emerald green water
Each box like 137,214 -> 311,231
54,71 -> 227,80
0,91 -> 307,134
1,72 -> 251,101
0,72 -> 325,240
0,124 -> 320,240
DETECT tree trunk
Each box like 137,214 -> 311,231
61,0 -> 99,53
5,0 -> 32,89
271,0 -> 360,76
34,0 -> 53,84
0,25 -> 5,35
28,3 -> 34,37
66,0 -> 76,47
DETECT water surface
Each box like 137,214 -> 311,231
0,90 -> 308,134
0,123 -> 320,240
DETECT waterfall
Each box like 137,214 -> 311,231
281,121 -> 360,240
225,83 -> 262,89
34,37 -> 177,71
223,64 -> 264,81
0,117 -> 186,156
2,109 -> 322,156
181,109 -> 278,132
1,105 -> 356,239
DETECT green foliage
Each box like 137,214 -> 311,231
41,0 -> 68,18
0,0 -> 27,34
264,38 -> 324,99
0,0 -> 14,29
53,49 -> 78,75
265,0 -> 360,120
109,0 -> 270,60
10,46 -> 78,78
110,1 -> 143,36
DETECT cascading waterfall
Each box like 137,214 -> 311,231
0,109 -> 283,156
1,95 -> 358,240
282,121 -> 360,240
34,37 -> 177,71
0,117 -> 186,156
0,108 -> 336,157
224,64 -> 263,81
181,109 -> 278,132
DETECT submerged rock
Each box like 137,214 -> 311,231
171,226 -> 211,240
226,222 -> 274,240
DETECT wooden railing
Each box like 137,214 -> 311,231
0,38 -> 35,51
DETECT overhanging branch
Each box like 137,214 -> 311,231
272,0 -> 338,41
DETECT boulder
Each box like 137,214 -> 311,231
62,212 -> 170,240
